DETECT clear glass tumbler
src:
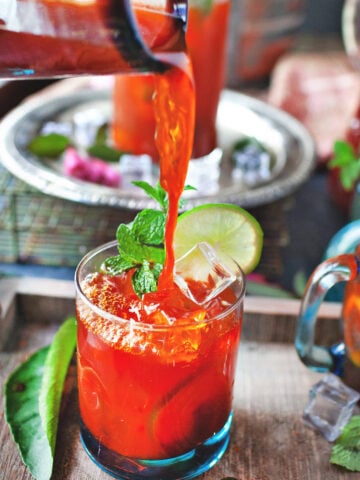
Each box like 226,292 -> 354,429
75,240 -> 245,479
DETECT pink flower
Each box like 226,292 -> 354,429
63,148 -> 121,187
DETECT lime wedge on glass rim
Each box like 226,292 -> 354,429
174,203 -> 263,274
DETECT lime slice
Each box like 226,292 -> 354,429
174,203 -> 263,274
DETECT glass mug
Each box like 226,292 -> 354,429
111,0 -> 231,161
0,0 -> 188,79
295,244 -> 360,383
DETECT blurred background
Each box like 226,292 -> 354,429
303,0 -> 343,33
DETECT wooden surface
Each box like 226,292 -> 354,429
0,278 -> 358,480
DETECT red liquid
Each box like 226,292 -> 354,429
73,0 -> 240,466
342,281 -> 360,367
0,0 -> 185,78
111,0 -> 230,159
77,271 -> 242,459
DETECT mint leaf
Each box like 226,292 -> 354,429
116,224 -> 164,265
87,143 -> 124,162
28,133 -> 70,158
132,181 -> 168,210
328,140 -> 360,191
105,181 -> 191,296
102,254 -> 136,275
4,317 -> 77,480
132,209 -> 166,245
331,415 -> 360,471
332,140 -> 357,165
94,123 -> 108,144
132,260 -> 161,297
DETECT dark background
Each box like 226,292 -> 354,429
303,0 -> 344,34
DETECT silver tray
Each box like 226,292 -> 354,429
0,88 -> 315,210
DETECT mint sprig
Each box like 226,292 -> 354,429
102,181 -> 195,297
330,415 -> 360,471
328,140 -> 360,191
102,182 -> 167,297
28,123 -> 124,162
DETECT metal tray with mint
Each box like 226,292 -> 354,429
0,86 -> 315,210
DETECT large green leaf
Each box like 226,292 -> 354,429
331,415 -> 360,471
39,317 -> 77,455
4,317 -> 77,480
5,346 -> 52,480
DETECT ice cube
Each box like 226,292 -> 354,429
119,154 -> 153,188
185,148 -> 222,194
73,109 -> 107,148
174,242 -> 236,305
303,373 -> 360,441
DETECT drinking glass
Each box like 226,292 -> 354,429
0,0 -> 188,79
75,240 -> 245,480
111,0 -> 231,161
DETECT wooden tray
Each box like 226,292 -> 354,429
0,277 -> 356,480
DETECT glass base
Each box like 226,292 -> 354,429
80,413 -> 232,480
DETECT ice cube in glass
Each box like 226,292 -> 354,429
174,241 -> 236,305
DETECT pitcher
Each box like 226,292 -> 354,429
295,244 -> 360,385
0,0 -> 188,79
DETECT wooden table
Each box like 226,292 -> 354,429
0,278 -> 357,480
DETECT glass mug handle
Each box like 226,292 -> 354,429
295,252 -> 360,374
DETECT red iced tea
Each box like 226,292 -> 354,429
342,280 -> 360,367
111,0 -> 230,159
76,267 -> 243,459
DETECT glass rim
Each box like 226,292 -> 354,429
75,240 -> 246,331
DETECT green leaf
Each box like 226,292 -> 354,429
102,254 -> 136,275
4,317 -> 77,480
5,346 -> 52,480
132,209 -> 166,245
328,140 -> 360,191
340,161 -> 360,191
293,270 -> 308,297
39,317 -> 77,455
28,133 -> 70,158
331,416 -> 360,471
94,123 -> 108,145
117,224 -> 165,265
105,182 -> 190,296
331,140 -> 356,166
232,136 -> 268,154
246,280 -> 295,298
132,261 -> 162,297
132,181 -> 168,210
87,143 -> 124,163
